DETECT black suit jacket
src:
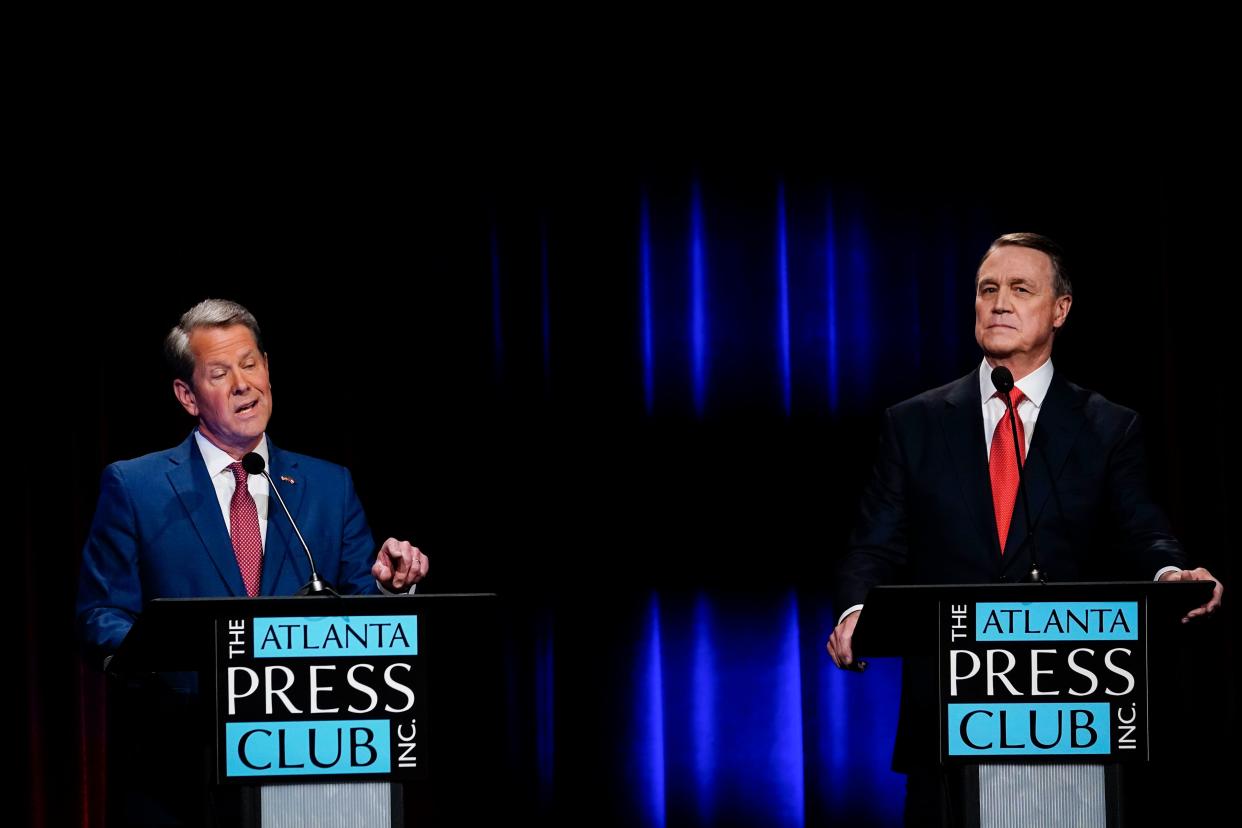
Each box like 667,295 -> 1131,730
835,369 -> 1186,770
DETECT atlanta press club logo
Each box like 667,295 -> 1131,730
942,600 -> 1145,760
217,614 -> 425,781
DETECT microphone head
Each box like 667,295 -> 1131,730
991,366 -> 1015,395
241,452 -> 266,476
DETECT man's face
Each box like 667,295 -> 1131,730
172,324 -> 272,457
974,245 -> 1072,367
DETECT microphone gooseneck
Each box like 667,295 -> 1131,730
242,452 -> 337,596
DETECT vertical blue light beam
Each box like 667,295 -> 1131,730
690,180 -> 707,416
825,197 -> 840,413
639,593 -> 667,827
641,194 -> 655,414
777,181 -> 792,415
536,611 -> 555,808
693,593 -> 717,822
775,591 -> 807,827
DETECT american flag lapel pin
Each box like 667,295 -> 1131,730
280,475 -> 296,485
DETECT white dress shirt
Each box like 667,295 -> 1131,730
195,429 -> 271,547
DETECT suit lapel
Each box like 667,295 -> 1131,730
166,433 -> 248,596
940,372 -> 1001,566
260,440 -> 304,595
1000,373 -> 1087,577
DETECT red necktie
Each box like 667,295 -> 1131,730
228,462 -> 264,596
990,389 -> 1026,555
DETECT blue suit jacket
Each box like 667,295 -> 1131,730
835,370 -> 1187,770
76,432 -> 380,666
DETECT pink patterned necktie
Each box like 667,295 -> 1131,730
228,461 -> 263,596
989,388 -> 1026,555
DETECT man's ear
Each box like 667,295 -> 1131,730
1053,294 -> 1073,330
173,378 -> 199,417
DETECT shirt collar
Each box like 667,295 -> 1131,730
194,430 -> 271,477
977,356 -> 1054,408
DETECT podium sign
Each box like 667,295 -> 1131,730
214,609 -> 429,784
108,593 -> 501,826
940,597 -> 1147,763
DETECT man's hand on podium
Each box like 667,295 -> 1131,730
1159,567 -> 1224,623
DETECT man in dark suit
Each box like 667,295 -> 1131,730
825,233 -> 1223,822
75,298 -> 429,824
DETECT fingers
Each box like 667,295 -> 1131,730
826,635 -> 842,667
1178,567 -> 1224,622
370,542 -> 395,583
1209,580 -> 1225,612
826,623 -> 866,672
405,544 -> 428,584
833,630 -> 854,668
376,538 -> 429,591
1198,568 -> 1224,614
389,539 -> 412,590
393,541 -> 412,587
371,558 -> 390,582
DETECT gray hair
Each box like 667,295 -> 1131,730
978,232 -> 1073,298
165,299 -> 265,384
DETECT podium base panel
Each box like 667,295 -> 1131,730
977,764 -> 1106,828
259,781 -> 397,828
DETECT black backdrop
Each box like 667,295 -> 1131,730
15,72 -> 1239,825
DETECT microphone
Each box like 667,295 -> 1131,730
242,452 -> 337,596
990,366 -> 1045,584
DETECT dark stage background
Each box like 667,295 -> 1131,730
16,93 -> 1239,826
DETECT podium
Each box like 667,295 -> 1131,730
108,593 -> 502,827
852,580 -> 1213,828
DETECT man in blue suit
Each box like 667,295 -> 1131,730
825,234 -> 1223,824
77,298 -> 428,666
75,299 -> 429,824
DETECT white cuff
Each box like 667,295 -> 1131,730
1154,565 -> 1182,581
838,604 -> 863,626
